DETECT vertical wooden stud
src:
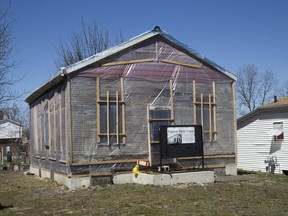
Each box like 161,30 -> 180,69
201,94 -> 204,141
232,82 -> 238,164
34,106 -> 38,152
169,80 -> 174,125
147,105 -> 152,166
67,78 -> 73,164
53,95 -> 57,153
107,91 -> 110,146
209,94 -> 212,142
200,93 -> 204,127
212,81 -> 217,141
96,77 -> 100,143
48,99 -> 51,151
120,78 -> 126,144
59,92 -> 62,153
193,80 -> 196,124
116,91 -> 119,144
39,103 -> 43,152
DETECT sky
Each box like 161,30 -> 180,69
6,0 -> 288,108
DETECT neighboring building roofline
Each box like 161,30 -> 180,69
25,26 -> 236,104
237,104 -> 288,125
0,118 -> 21,126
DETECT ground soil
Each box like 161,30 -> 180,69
0,170 -> 288,215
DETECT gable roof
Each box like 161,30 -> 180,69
25,26 -> 236,104
0,118 -> 21,126
237,96 -> 288,125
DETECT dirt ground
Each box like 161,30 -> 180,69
0,170 -> 288,216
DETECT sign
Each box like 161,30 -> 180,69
159,125 -> 203,159
167,127 -> 195,144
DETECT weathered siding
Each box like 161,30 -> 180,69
237,111 -> 288,173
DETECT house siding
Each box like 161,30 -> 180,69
238,111 -> 288,173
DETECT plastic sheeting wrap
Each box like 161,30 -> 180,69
29,36 -> 236,166
68,38 -> 235,164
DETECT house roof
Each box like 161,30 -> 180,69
261,96 -> 288,108
237,96 -> 288,124
0,118 -> 21,126
25,26 -> 236,104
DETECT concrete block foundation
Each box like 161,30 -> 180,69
30,165 -> 214,189
113,171 -> 214,186
30,165 -> 91,190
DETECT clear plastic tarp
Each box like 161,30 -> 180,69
29,36 -> 235,165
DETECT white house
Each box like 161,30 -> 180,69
237,96 -> 288,174
0,119 -> 22,139
0,118 -> 22,163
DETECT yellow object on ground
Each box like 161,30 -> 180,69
132,164 -> 141,175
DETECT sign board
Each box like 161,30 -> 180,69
167,126 -> 195,144
159,125 -> 203,159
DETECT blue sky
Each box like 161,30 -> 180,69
8,0 -> 288,107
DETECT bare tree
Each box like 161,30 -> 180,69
278,81 -> 288,97
54,19 -> 124,69
0,0 -> 17,107
236,64 -> 278,116
1,103 -> 20,121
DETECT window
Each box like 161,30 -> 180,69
149,109 -> 172,143
99,101 -> 123,144
96,77 -> 126,145
193,81 -> 217,142
273,122 -> 284,141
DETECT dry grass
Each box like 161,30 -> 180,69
0,170 -> 288,215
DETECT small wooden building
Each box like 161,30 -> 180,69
26,26 -> 237,187
237,96 -> 288,174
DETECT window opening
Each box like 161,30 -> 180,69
193,80 -> 217,142
149,109 -> 172,142
273,122 -> 284,141
96,77 -> 126,145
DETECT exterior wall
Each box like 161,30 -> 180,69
69,75 -> 236,167
206,82 -> 235,155
237,110 -> 288,173
69,77 -> 171,163
29,82 -> 68,174
69,77 -> 97,162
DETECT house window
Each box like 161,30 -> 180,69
193,81 -> 217,142
96,78 -> 126,145
99,101 -> 123,144
273,122 -> 284,141
149,109 -> 172,143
